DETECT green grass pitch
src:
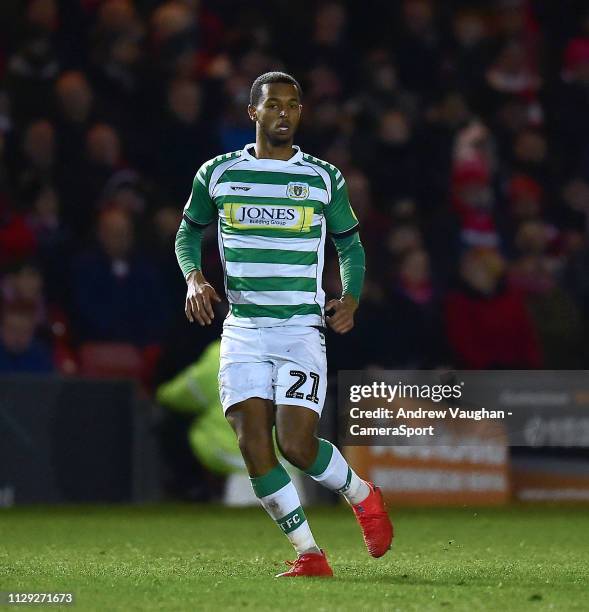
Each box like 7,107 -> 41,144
1,505 -> 588,611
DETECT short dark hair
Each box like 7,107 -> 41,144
249,71 -> 302,106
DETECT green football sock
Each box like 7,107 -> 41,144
251,464 -> 320,555
305,439 -> 370,505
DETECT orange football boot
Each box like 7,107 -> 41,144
275,549 -> 334,577
352,482 -> 394,558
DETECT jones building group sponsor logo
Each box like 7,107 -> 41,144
224,203 -> 314,231
286,182 -> 309,200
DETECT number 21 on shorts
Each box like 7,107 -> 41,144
286,370 -> 321,404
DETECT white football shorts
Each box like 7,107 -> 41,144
219,326 -> 327,415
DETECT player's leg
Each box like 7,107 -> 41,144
273,327 -> 393,558
225,397 -> 276,475
275,404 -> 370,505
275,404 -> 393,558
219,327 -> 329,575
224,396 -> 322,553
273,327 -> 370,504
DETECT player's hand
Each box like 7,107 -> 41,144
326,295 -> 358,334
185,271 -> 221,325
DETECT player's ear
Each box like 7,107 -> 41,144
247,105 -> 257,122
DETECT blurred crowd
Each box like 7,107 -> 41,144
1,0 -> 589,381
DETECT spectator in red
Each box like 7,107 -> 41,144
508,174 -> 543,222
451,122 -> 500,250
486,40 -> 541,97
451,159 -> 499,249
0,192 -> 37,268
445,248 -> 542,368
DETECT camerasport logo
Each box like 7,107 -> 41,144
224,203 -> 314,231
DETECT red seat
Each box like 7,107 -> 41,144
79,342 -> 144,380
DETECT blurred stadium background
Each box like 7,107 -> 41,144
1,0 -> 589,509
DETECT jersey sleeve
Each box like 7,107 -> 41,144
324,175 -> 359,237
183,165 -> 217,227
331,231 -> 365,301
175,219 -> 203,276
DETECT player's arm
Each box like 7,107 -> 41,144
324,174 -> 366,334
175,168 -> 221,326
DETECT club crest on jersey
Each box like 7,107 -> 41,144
286,182 -> 309,200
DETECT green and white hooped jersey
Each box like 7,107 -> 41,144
183,143 -> 359,328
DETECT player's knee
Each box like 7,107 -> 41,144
236,429 -> 273,468
276,434 -> 315,470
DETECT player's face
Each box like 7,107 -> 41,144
248,83 -> 302,145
